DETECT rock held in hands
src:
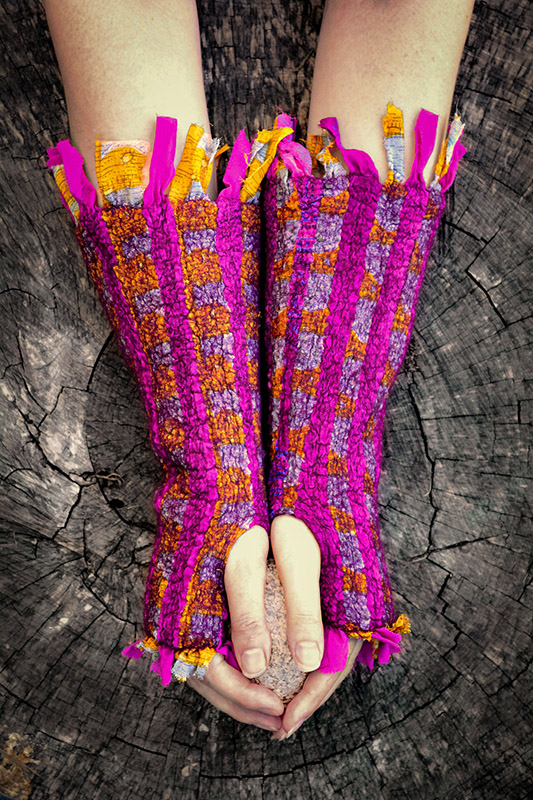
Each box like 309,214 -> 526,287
249,559 -> 307,704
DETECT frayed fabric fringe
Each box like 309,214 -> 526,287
120,612 -> 411,683
268,103 -> 465,190
121,636 -> 242,685
318,614 -> 412,674
47,117 -> 293,221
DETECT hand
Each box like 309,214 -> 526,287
269,515 -> 363,741
271,636 -> 363,740
187,526 -> 285,731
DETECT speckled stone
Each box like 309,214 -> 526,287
250,558 -> 307,704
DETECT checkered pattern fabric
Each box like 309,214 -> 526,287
264,105 -> 465,670
47,117 -> 292,683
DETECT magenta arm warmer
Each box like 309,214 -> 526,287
264,105 -> 466,673
47,117 -> 291,684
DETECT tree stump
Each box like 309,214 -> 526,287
0,1 -> 531,798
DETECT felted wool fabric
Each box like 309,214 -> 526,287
263,104 -> 466,674
47,117 -> 292,684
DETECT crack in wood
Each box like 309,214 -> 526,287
1,0 -> 531,796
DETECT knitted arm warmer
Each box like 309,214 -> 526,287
263,104 -> 466,674
47,117 -> 291,684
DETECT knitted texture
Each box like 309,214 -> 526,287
264,104 -> 466,673
47,117 -> 292,684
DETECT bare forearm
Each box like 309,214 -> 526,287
43,0 -> 209,186
308,0 -> 474,183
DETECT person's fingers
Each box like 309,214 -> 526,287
225,525 -> 273,680
270,670 -> 338,740
200,652 -> 284,716
187,672 -> 282,732
270,515 -> 324,673
271,637 -> 363,741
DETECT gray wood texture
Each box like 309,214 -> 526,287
1,1 -> 531,798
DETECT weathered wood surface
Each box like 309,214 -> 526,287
0,0 -> 531,798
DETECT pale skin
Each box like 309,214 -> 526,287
43,0 -> 474,739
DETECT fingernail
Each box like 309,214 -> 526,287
286,718 -> 305,739
241,648 -> 267,677
295,641 -> 321,671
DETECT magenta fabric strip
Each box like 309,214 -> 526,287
299,179 -> 379,626
46,146 -> 62,168
215,637 -> 241,671
276,136 -> 313,178
320,626 -> 350,673
266,115 -> 299,179
354,627 -> 404,671
319,117 -> 379,178
219,129 -> 251,201
277,140 -> 313,177
406,109 -> 439,186
56,139 -> 97,208
217,197 -> 266,530
150,642 -> 175,686
121,643 -> 144,660
275,112 -> 296,131
144,116 -> 177,205
46,145 -> 74,220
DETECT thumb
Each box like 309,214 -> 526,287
270,515 -> 324,673
225,525 -> 272,679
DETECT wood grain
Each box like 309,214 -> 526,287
0,1 -> 531,798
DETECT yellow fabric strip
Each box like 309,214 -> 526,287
240,126 -> 294,202
168,123 -> 205,204
168,124 -> 221,204
434,114 -> 465,180
94,139 -> 150,204
382,103 -> 405,183
307,134 -> 324,173
382,103 -> 404,139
